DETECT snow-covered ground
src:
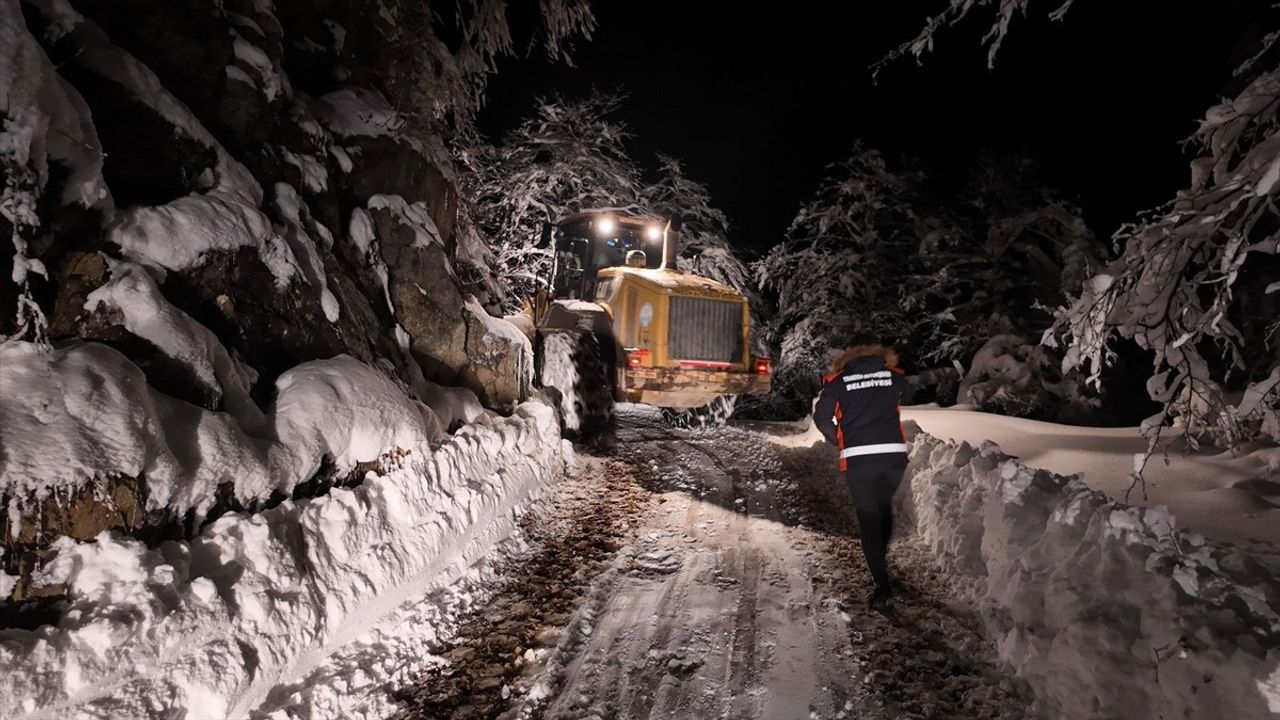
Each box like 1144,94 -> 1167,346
390,406 -> 1035,719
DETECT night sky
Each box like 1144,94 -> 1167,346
481,2 -> 1272,252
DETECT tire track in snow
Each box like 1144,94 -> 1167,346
394,405 -> 1035,719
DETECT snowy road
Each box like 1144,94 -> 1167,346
392,406 -> 1030,719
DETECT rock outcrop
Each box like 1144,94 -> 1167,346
1,0 -> 530,591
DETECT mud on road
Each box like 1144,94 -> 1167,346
392,406 -> 1032,720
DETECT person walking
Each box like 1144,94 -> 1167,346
814,340 -> 914,610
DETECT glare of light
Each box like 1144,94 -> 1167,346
645,224 -> 663,241
595,216 -> 616,236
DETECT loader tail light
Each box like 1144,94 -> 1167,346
626,348 -> 650,367
753,356 -> 771,375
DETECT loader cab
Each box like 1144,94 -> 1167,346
550,213 -> 668,300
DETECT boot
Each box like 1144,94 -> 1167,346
868,583 -> 893,611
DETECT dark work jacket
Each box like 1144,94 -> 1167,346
814,356 -> 913,470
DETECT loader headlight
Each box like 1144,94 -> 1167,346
594,216 -> 616,237
645,224 -> 662,241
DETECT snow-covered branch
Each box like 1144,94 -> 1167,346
872,0 -> 1073,77
1048,61 -> 1280,446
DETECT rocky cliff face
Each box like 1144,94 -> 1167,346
1,0 -> 530,590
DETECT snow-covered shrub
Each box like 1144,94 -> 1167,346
959,333 -> 1097,422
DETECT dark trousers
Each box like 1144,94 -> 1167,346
845,458 -> 906,589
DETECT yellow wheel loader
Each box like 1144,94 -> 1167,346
522,212 -> 770,435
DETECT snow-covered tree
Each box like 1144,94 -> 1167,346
644,155 -> 752,295
871,0 -> 1072,77
924,156 -> 1098,352
1047,49 -> 1280,449
882,2 -> 1280,448
754,145 -> 930,415
462,93 -> 646,311
465,94 -> 759,316
756,147 -> 1097,419
384,0 -> 595,133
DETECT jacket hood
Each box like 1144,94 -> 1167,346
831,344 -> 899,375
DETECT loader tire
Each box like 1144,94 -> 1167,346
661,394 -> 737,431
537,329 -> 615,439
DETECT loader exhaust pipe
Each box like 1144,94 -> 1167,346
659,215 -> 682,271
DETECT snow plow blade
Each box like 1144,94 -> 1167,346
623,365 -> 769,408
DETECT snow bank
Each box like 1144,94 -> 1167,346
0,341 -> 436,521
0,391 -> 561,719
900,425 -> 1280,718
902,405 -> 1280,552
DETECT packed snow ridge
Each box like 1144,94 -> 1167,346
0,343 -> 562,719
901,425 -> 1280,718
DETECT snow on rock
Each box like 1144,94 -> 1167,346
418,379 -> 487,432
0,341 -> 265,517
0,0 -> 110,215
461,298 -> 534,411
310,87 -> 456,180
34,2 -> 311,290
270,183 -> 340,322
267,356 -> 433,481
61,1 -> 260,204
83,259 -> 264,426
312,87 -> 405,139
280,148 -> 328,193
231,31 -> 286,103
369,193 -> 442,247
900,424 -> 1280,719
348,205 -> 395,314
0,387 -> 561,719
108,192 -> 300,289
0,341 -> 441,522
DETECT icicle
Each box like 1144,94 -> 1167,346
6,225 -> 51,348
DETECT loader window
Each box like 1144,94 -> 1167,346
598,233 -> 662,270
595,277 -> 615,300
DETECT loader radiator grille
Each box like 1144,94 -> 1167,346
668,297 -> 743,363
